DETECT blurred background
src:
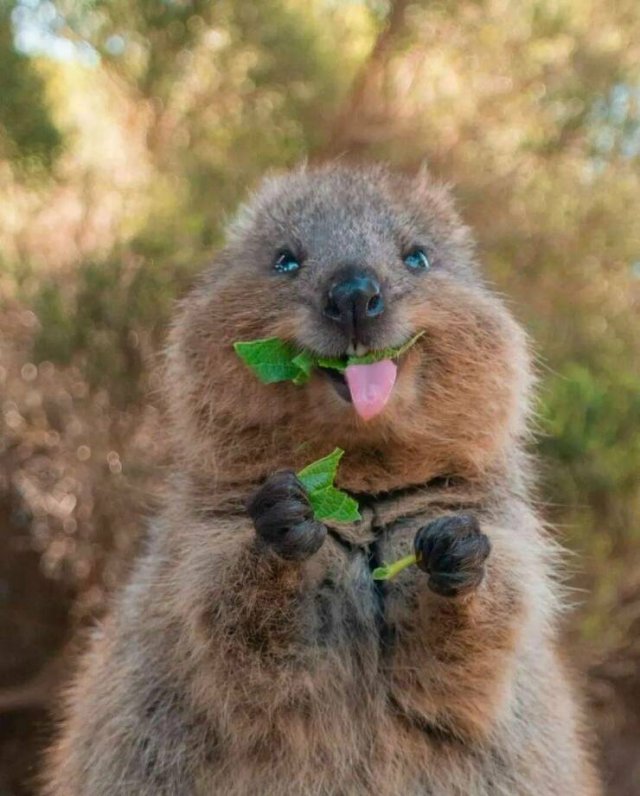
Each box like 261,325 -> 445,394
0,0 -> 639,793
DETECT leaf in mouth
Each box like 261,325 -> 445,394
234,332 -> 425,385
290,349 -> 316,385
233,338 -> 301,383
344,331 -> 425,368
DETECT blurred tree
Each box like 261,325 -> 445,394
0,1 -> 61,168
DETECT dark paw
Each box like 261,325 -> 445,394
247,471 -> 326,562
414,514 -> 491,597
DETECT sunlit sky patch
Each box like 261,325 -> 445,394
11,0 -> 100,65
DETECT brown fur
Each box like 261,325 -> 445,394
43,164 -> 600,795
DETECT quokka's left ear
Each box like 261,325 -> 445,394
410,162 -> 455,207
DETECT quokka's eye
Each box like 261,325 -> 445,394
403,247 -> 431,272
274,249 -> 301,274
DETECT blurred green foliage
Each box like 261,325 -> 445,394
32,258 -> 191,404
0,3 -> 61,168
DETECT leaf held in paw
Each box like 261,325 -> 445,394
307,485 -> 360,523
297,447 -> 343,492
296,448 -> 360,524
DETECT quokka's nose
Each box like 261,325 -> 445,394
323,267 -> 384,337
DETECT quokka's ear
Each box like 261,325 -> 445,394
406,165 -> 477,256
411,160 -> 454,204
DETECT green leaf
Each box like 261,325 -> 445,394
345,331 -> 425,367
291,349 -> 315,385
296,448 -> 360,524
234,331 -> 425,386
372,553 -> 418,581
316,355 -> 348,373
308,485 -> 361,523
233,338 -> 300,383
297,447 -> 343,492
315,333 -> 425,373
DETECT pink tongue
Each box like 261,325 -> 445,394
345,359 -> 397,421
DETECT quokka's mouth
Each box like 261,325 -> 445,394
233,332 -> 423,419
324,368 -> 352,403
322,342 -> 417,421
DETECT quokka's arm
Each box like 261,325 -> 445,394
163,471 -> 387,746
388,512 -> 549,742
175,471 -> 334,667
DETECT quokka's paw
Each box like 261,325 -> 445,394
414,513 -> 491,597
247,471 -> 326,562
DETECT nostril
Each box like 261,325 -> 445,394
323,296 -> 342,321
366,293 -> 384,318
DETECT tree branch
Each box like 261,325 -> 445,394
318,0 -> 413,157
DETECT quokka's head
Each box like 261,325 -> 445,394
168,164 -> 533,494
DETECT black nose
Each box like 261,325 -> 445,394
323,267 -> 384,337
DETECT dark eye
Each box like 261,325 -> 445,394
274,249 -> 301,274
403,247 -> 430,272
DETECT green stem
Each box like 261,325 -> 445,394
372,552 -> 418,581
